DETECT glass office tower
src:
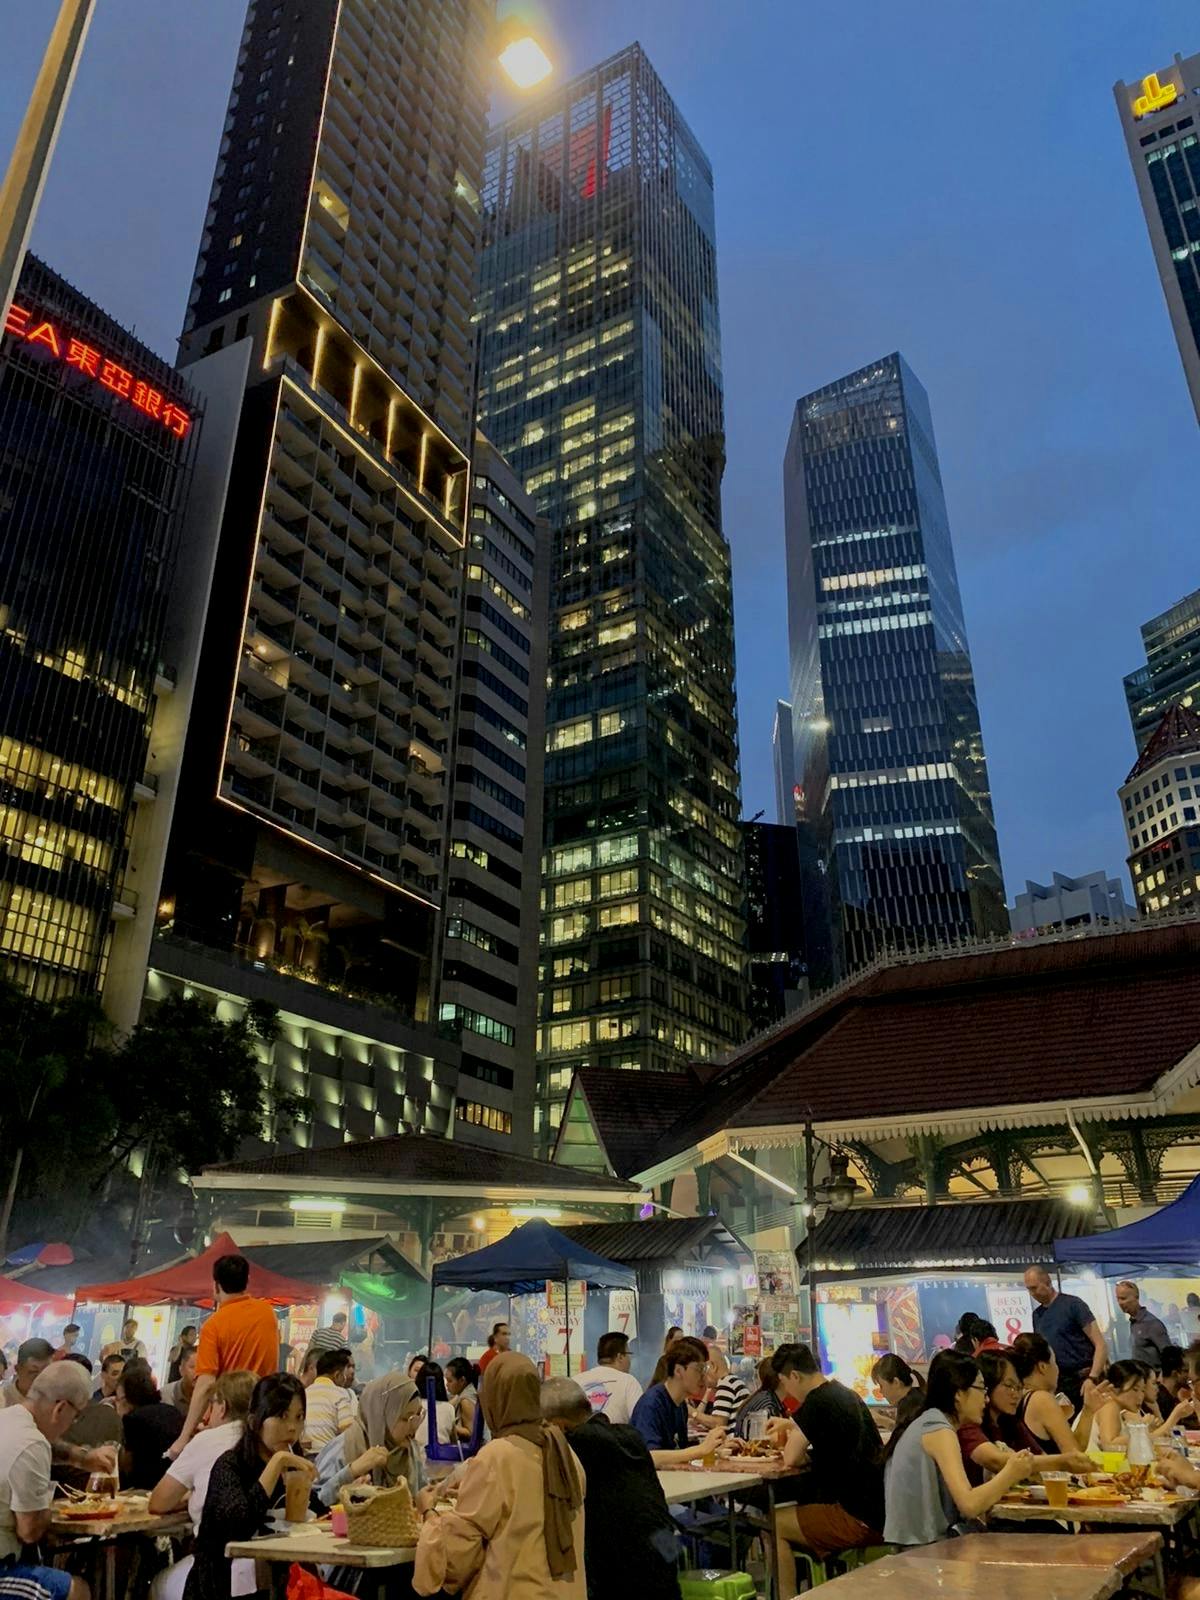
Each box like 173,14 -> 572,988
784,353 -> 1006,978
1115,53 -> 1200,427
1124,586 -> 1200,752
477,45 -> 747,1144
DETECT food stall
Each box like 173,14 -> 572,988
805,1195 -> 1111,1403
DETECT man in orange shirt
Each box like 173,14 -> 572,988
168,1252 -> 280,1458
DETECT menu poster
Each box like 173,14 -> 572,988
987,1286 -> 1034,1346
608,1288 -> 637,1340
754,1249 -> 801,1356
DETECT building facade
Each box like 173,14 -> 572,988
0,256 -> 198,1001
784,353 -> 1006,978
743,820 -> 808,1031
1115,53 -> 1200,426
475,45 -> 747,1146
1120,703 -> 1200,916
154,0 -> 499,1148
772,699 -> 796,827
1124,586 -> 1200,751
1009,870 -> 1136,938
438,435 -> 549,1152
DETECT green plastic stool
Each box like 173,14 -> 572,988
678,1571 -> 756,1600
839,1545 -> 894,1572
791,1549 -> 832,1589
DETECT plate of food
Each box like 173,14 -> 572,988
59,1498 -> 122,1522
1067,1485 -> 1128,1506
720,1439 -> 782,1461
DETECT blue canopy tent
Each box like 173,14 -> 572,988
1054,1175 -> 1200,1272
428,1219 -> 636,1374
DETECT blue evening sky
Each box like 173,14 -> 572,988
4,2 -> 1198,900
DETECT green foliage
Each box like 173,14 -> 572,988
0,978 -> 309,1249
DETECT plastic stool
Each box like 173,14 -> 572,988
791,1549 -> 832,1589
838,1545 -> 893,1571
678,1571 -> 756,1600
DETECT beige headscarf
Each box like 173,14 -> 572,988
342,1372 -> 421,1493
481,1351 -> 581,1580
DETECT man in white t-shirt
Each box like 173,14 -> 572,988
576,1331 -> 643,1425
303,1350 -> 357,1449
0,1360 -> 91,1600
148,1369 -> 257,1600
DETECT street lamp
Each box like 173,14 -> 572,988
497,33 -> 553,90
799,1118 -> 863,1342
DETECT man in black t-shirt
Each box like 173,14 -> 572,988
768,1343 -> 883,1592
543,1376 -> 681,1600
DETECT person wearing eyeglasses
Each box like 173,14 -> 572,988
0,1361 -> 93,1600
883,1352 -> 1034,1546
958,1350 -> 1092,1487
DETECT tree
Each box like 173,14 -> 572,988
0,984 -> 309,1257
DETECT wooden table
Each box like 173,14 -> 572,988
995,1495 -> 1198,1530
905,1531 -> 1166,1599
226,1524 -> 415,1600
820,1555 -> 1122,1598
49,1501 -> 192,1600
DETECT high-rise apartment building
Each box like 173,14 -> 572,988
1120,703 -> 1200,915
153,0 -> 500,1149
1115,53 -> 1200,426
439,435 -> 549,1151
1124,586 -> 1200,751
785,353 -> 1006,978
0,256 -> 198,1001
476,45 -> 747,1145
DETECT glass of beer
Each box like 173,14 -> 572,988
1042,1472 -> 1070,1509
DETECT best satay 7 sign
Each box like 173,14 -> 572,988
3,303 -> 192,440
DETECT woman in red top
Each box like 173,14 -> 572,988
957,1350 -> 1092,1486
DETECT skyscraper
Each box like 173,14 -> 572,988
438,435 -> 549,1151
476,45 -> 747,1145
0,256 -> 198,1002
154,0 -> 502,1149
1124,585 -> 1200,751
1115,53 -> 1200,426
1120,703 -> 1200,915
772,699 -> 796,827
785,353 -> 1005,978
743,820 -> 808,1031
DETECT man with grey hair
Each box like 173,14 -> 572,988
1115,1281 -> 1171,1369
0,1362 -> 91,1600
542,1376 -> 680,1600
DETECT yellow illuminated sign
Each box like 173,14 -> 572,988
1134,73 -> 1178,118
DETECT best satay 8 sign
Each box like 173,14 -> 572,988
3,303 -> 192,440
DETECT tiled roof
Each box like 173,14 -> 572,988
1126,702 -> 1200,783
810,1196 -> 1095,1273
569,921 -> 1200,1176
205,1133 -> 634,1194
242,1236 -> 418,1282
559,1216 -> 751,1266
569,1070 -> 687,1176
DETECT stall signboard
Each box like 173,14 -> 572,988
608,1288 -> 637,1340
754,1250 -> 801,1355
987,1286 -> 1034,1345
731,1305 -> 762,1357
544,1281 -> 587,1376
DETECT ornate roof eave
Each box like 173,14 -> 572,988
630,1040 -> 1200,1187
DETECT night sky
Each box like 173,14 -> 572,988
5,2 -> 1199,902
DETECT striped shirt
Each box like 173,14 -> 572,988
709,1375 -> 750,1427
306,1326 -> 350,1357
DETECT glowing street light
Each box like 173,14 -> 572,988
497,34 -> 553,90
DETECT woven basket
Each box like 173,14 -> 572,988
340,1481 -> 421,1548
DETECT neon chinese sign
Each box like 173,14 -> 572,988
3,304 -> 192,440
1133,72 -> 1178,118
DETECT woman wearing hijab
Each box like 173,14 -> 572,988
314,1372 -> 427,1508
414,1351 -> 586,1600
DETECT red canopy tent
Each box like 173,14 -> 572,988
74,1233 -> 322,1308
0,1275 -> 74,1317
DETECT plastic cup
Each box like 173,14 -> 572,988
284,1472 -> 310,1525
1042,1472 -> 1070,1509
747,1413 -> 767,1442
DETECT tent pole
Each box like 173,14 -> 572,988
426,1276 -> 435,1360
564,1275 -> 570,1376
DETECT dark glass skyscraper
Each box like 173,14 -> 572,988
784,353 -> 1005,978
476,45 -> 746,1146
0,256 -> 198,999
1124,586 -> 1200,751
